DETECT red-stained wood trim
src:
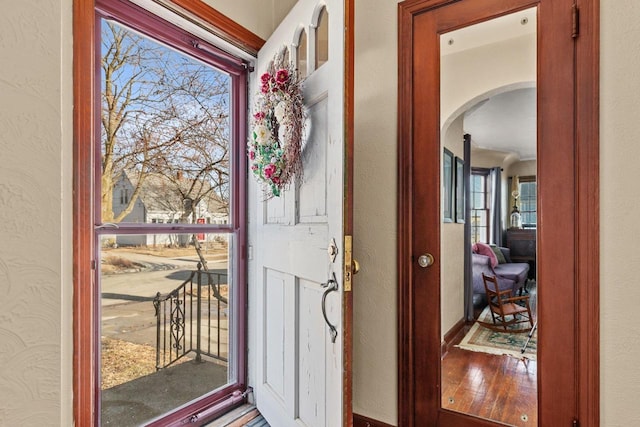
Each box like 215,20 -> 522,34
168,0 -> 265,55
537,0 -> 578,423
398,0 -> 599,426
436,410 -> 505,427
344,0 -> 355,426
353,413 -> 395,427
409,9 -> 442,423
73,1 -> 97,426
575,0 -> 600,425
397,3 -> 416,425
441,318 -> 466,357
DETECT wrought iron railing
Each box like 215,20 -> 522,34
153,262 -> 228,370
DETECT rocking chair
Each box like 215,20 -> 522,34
481,273 -> 534,333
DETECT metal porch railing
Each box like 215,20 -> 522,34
153,262 -> 228,370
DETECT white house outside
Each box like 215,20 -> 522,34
111,172 -> 229,247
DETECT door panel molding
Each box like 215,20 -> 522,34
397,0 -> 599,425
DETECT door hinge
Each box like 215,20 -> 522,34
91,260 -> 96,270
344,235 -> 353,292
572,4 -> 579,39
573,418 -> 579,427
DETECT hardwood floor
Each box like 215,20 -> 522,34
441,346 -> 537,426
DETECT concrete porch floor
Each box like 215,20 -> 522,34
102,358 -> 227,426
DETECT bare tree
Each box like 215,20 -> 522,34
101,20 -> 231,224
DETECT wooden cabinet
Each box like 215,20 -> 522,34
506,229 -> 536,280
506,229 -> 536,262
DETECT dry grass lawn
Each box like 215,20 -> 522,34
101,337 -> 157,390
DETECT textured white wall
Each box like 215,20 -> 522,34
471,148 -> 516,169
1,1 -> 639,426
600,0 -> 640,424
352,1 -> 401,424
507,159 -> 536,178
441,34 -> 536,130
0,0 -> 73,426
441,117 -> 465,337
203,0 -> 297,40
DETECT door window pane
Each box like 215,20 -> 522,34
315,7 -> 329,68
296,30 -> 308,78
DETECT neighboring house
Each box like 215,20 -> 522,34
112,171 -> 229,246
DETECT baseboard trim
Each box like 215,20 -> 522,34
441,318 -> 467,357
353,413 -> 395,427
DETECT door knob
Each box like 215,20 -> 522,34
417,253 -> 435,268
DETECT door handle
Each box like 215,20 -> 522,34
418,253 -> 435,268
321,272 -> 339,343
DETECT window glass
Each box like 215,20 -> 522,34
100,233 -> 233,426
100,19 -> 231,226
471,209 -> 488,243
96,14 -> 244,425
519,180 -> 537,227
470,172 -> 489,243
315,7 -> 329,68
296,30 -> 308,78
281,47 -> 290,65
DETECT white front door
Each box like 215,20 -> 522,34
249,1 -> 347,426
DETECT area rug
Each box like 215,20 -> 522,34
456,306 -> 537,360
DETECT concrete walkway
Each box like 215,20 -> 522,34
102,358 -> 228,426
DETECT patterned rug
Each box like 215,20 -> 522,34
456,305 -> 537,360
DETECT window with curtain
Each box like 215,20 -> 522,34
470,168 -> 490,243
519,176 -> 537,227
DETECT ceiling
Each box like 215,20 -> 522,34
464,87 -> 536,160
442,7 -> 537,160
440,8 -> 536,56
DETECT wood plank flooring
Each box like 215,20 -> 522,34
441,346 -> 537,426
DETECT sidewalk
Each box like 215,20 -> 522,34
102,358 -> 227,426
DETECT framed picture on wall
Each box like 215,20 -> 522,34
443,148 -> 454,222
455,156 -> 465,223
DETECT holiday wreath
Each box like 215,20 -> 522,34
248,57 -> 305,198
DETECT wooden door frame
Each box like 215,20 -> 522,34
397,0 -> 599,425
344,0 -> 355,425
